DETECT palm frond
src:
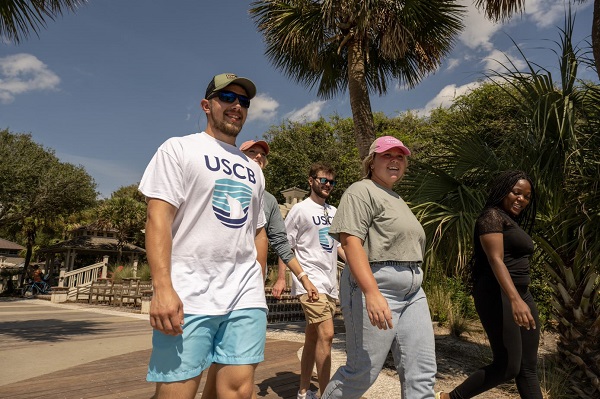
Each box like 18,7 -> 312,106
0,0 -> 86,43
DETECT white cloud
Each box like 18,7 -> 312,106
458,0 -> 504,51
446,58 -> 461,71
482,49 -> 527,73
247,93 -> 279,122
285,100 -> 327,122
525,0 -> 570,28
0,53 -> 60,103
416,81 -> 482,115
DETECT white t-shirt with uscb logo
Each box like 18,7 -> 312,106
285,197 -> 340,298
139,132 -> 266,315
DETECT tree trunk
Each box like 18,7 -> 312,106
19,232 -> 35,287
593,0 -> 600,80
347,37 -> 376,159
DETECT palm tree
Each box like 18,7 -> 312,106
0,0 -> 87,43
95,197 -> 146,264
249,0 -> 465,158
405,12 -> 600,396
476,0 -> 600,81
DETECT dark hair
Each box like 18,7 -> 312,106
484,170 -> 537,233
309,162 -> 335,179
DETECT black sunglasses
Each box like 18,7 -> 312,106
208,90 -> 251,108
313,177 -> 337,186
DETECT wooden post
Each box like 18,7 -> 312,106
140,290 -> 153,314
101,255 -> 109,278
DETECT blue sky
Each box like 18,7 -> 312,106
0,1 -> 595,198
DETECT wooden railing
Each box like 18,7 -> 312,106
58,256 -> 108,300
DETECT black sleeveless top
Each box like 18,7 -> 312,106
472,207 -> 534,286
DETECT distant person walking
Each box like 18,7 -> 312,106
283,162 -> 345,399
437,170 -> 542,399
139,73 -> 269,399
322,136 -> 437,399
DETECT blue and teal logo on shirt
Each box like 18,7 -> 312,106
319,227 -> 334,253
212,178 -> 252,229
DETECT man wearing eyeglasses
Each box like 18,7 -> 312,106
281,162 -> 346,399
139,73 -> 269,399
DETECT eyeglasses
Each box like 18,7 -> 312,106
208,90 -> 251,108
313,177 -> 337,186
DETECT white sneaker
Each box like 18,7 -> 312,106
297,390 -> 319,399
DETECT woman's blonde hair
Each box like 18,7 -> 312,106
361,153 -> 376,179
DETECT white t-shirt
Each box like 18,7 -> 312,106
139,132 -> 266,315
284,197 -> 340,298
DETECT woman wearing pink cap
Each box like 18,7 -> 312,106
322,136 -> 436,399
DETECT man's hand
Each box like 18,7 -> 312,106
271,278 -> 286,299
300,277 -> 319,302
150,287 -> 185,336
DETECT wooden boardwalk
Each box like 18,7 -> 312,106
0,338 -> 310,399
0,299 -> 319,399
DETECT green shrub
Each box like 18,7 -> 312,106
424,274 -> 477,337
529,258 -> 553,330
108,264 -> 134,282
137,262 -> 151,281
539,354 -> 577,399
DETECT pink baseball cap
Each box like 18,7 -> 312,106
239,140 -> 270,155
369,136 -> 411,156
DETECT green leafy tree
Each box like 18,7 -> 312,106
0,129 -> 98,283
110,183 -> 145,203
250,0 -> 465,158
264,115 -> 361,207
95,187 -> 146,263
0,0 -> 87,43
263,113 -> 434,206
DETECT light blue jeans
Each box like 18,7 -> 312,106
322,261 -> 436,399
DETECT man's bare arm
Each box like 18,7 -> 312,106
146,198 -> 184,336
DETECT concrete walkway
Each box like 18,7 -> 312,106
0,298 -> 152,387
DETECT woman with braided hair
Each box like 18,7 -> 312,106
437,170 -> 542,399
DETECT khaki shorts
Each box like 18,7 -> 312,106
299,293 -> 337,324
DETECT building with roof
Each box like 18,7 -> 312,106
39,226 -> 145,274
0,238 -> 25,268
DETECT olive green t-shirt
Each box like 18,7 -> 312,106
329,179 -> 425,262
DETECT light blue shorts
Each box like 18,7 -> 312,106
146,308 -> 267,382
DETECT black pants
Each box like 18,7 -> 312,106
450,276 -> 542,399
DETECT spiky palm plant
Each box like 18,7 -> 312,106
405,10 -> 599,395
486,13 -> 600,396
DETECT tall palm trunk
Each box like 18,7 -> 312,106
347,36 -> 376,159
